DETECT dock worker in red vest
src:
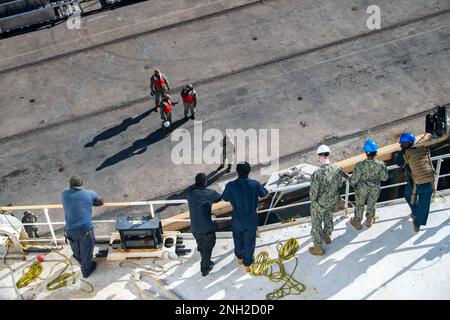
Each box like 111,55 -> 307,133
159,94 -> 177,133
180,84 -> 197,120
150,69 -> 170,111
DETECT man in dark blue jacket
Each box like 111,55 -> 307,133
222,162 -> 269,272
186,173 -> 222,276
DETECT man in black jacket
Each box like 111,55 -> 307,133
186,173 -> 222,276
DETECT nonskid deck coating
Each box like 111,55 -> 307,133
1,193 -> 449,300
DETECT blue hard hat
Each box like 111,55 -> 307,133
363,140 -> 378,153
399,132 -> 416,144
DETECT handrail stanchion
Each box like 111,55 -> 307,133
435,159 -> 443,191
149,203 -> 155,218
344,180 -> 350,217
44,208 -> 58,246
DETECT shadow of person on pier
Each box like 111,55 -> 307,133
206,168 -> 229,186
95,117 -> 188,171
85,109 -> 153,148
154,168 -> 227,215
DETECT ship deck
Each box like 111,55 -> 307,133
1,192 -> 449,300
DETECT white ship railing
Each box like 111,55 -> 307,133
1,153 -> 450,246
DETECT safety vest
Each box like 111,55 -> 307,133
162,101 -> 172,113
404,147 -> 435,185
153,76 -> 166,89
182,89 -> 194,103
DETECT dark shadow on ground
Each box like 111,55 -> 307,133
154,168 -> 227,215
95,117 -> 188,171
297,215 -> 444,299
206,168 -> 229,186
154,189 -> 192,214
85,109 -> 153,148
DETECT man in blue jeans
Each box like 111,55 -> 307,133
61,176 -> 104,278
222,162 -> 269,272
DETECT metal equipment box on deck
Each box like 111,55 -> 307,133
115,214 -> 163,249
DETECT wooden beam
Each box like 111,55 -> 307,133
337,133 -> 448,172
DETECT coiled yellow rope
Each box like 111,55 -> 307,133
250,237 -> 305,300
16,262 -> 43,289
16,251 -> 93,293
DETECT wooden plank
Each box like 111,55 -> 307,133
162,133 -> 450,230
337,133 -> 449,172
2,133 -> 448,231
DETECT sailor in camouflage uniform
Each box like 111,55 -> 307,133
350,140 -> 388,230
309,145 -> 349,256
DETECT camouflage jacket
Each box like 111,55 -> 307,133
310,164 -> 344,209
350,159 -> 388,189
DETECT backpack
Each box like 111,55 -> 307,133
404,147 -> 435,185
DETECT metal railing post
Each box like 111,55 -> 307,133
344,180 -> 350,217
149,203 -> 155,218
263,191 -> 278,226
43,208 -> 58,246
435,159 -> 442,191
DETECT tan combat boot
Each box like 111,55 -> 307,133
366,217 -> 375,228
245,265 -> 252,272
324,235 -> 332,244
237,258 -> 243,265
308,246 -> 325,256
350,218 -> 362,230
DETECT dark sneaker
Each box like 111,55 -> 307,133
83,261 -> 97,278
201,262 -> 214,277
191,115 -> 196,120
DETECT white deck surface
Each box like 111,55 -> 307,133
1,194 -> 449,300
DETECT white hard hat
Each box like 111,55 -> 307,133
316,144 -> 331,155
163,121 -> 171,128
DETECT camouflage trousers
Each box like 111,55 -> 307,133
310,202 -> 335,247
354,186 -> 380,222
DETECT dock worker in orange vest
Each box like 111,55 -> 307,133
150,69 -> 170,111
159,94 -> 178,133
180,84 -> 197,120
